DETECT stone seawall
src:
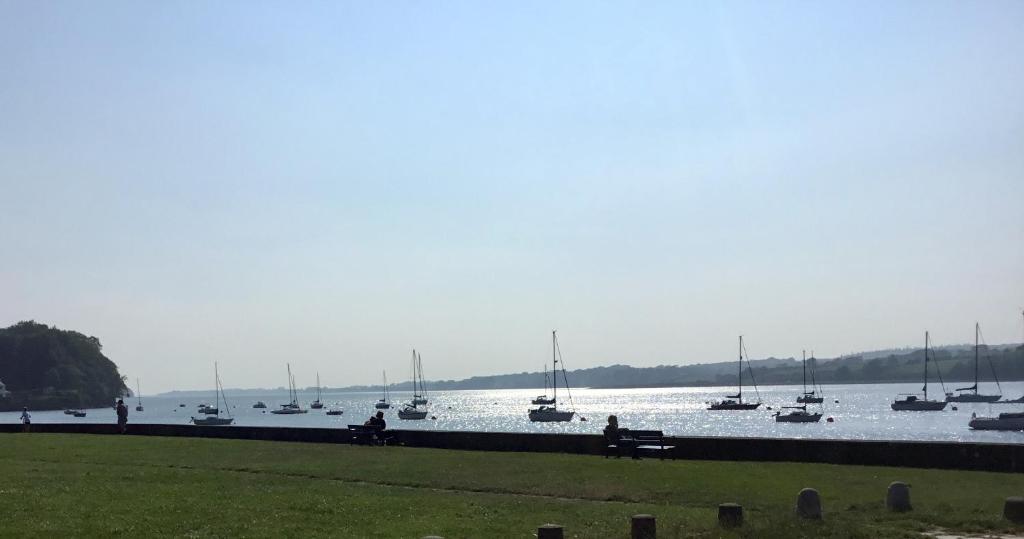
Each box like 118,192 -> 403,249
1,423 -> 1019,472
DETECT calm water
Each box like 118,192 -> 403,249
5,382 -> 1024,444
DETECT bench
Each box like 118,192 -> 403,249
605,430 -> 674,460
347,424 -> 388,446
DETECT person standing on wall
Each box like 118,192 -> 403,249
115,399 -> 128,434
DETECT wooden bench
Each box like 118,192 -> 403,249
605,430 -> 674,460
347,424 -> 388,446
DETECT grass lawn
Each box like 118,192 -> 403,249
0,433 -> 1021,538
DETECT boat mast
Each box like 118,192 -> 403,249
923,332 -> 929,401
802,350 -> 807,394
974,322 -> 980,393
137,378 -> 142,406
316,372 -> 321,402
552,331 -> 558,404
737,335 -> 743,403
214,361 -> 220,417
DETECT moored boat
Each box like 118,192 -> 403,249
191,362 -> 234,426
708,336 -> 762,410
946,323 -> 1002,403
892,331 -> 948,411
528,331 -> 576,422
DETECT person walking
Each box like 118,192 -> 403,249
116,399 -> 128,434
20,407 -> 31,433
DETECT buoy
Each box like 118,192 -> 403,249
834,399 -> 839,404
580,417 -> 587,422
826,417 -> 835,423
952,406 -> 958,411
766,406 -> 773,410
431,416 -> 437,420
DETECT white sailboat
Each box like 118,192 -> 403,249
708,336 -> 762,410
946,323 -> 1002,403
891,331 -> 948,411
270,363 -> 308,414
135,378 -> 144,412
531,364 -> 555,405
528,331 -> 576,422
398,350 -> 428,420
192,362 -> 234,426
310,372 -> 325,409
374,370 -> 391,409
796,351 -> 824,404
411,352 -> 428,406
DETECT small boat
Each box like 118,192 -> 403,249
892,331 -> 948,411
531,363 -> 556,405
969,411 -> 1024,431
192,362 -> 234,426
398,350 -> 429,420
178,403 -> 186,407
946,323 -> 1002,403
708,336 -> 762,410
73,411 -> 87,418
270,363 -> 308,415
528,331 -> 576,422
310,372 -> 324,409
374,370 -> 391,409
135,378 -> 144,412
774,405 -> 822,423
253,401 -> 267,409
63,409 -> 77,415
796,351 -> 824,404
197,405 -> 218,415
325,409 -> 344,416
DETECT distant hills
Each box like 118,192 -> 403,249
158,342 -> 1024,397
0,321 -> 128,411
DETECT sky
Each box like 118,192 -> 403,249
1,2 -> 1022,393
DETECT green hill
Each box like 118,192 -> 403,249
0,321 -> 128,411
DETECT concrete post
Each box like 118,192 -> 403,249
718,503 -> 743,527
796,488 -> 822,519
631,514 -> 656,539
537,524 -> 563,539
886,482 -> 912,512
1004,497 -> 1024,523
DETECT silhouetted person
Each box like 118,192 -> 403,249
116,399 -> 128,434
365,410 -> 387,444
20,407 -> 31,432
603,414 -> 637,459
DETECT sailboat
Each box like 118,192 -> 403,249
374,370 -> 391,409
528,331 -> 576,422
192,363 -> 234,426
774,404 -> 822,423
411,352 -> 428,406
891,331 -> 948,411
946,323 -> 1001,403
310,372 -> 325,409
708,336 -> 762,410
531,364 -> 555,405
796,351 -> 824,404
135,378 -> 144,412
398,350 -> 428,420
270,363 -> 308,414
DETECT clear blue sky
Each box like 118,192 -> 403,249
2,2 -> 1022,392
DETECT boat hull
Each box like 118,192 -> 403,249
796,396 -> 824,404
193,417 -> 234,426
528,409 -> 575,422
775,412 -> 822,423
946,394 -> 1002,403
310,402 -> 324,409
891,399 -> 947,411
374,402 -> 391,409
270,408 -> 308,414
531,397 -> 556,405
708,402 -> 761,410
325,410 -> 344,416
969,414 -> 1024,431
398,410 -> 428,420
135,406 -> 144,412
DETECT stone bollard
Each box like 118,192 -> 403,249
421,536 -> 444,539
796,488 -> 822,519
537,524 -> 564,539
886,482 -> 912,512
1004,497 -> 1024,523
631,514 -> 656,539
718,503 -> 743,527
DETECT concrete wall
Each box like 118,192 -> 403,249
1,423 -> 1020,472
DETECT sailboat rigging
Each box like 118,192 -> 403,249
891,331 -> 948,411
531,364 -> 555,405
311,372 -> 325,409
135,378 -> 144,412
192,362 -> 234,426
398,350 -> 428,420
270,363 -> 308,414
796,350 -> 824,404
375,370 -> 391,409
946,323 -> 1002,403
708,336 -> 762,410
528,331 -> 576,422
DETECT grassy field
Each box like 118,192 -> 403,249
0,434 -> 1021,538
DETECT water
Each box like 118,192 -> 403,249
5,382 -> 1024,444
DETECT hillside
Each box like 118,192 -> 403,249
0,321 -> 128,411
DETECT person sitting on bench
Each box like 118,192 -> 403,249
603,415 -> 637,458
365,411 -> 387,444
